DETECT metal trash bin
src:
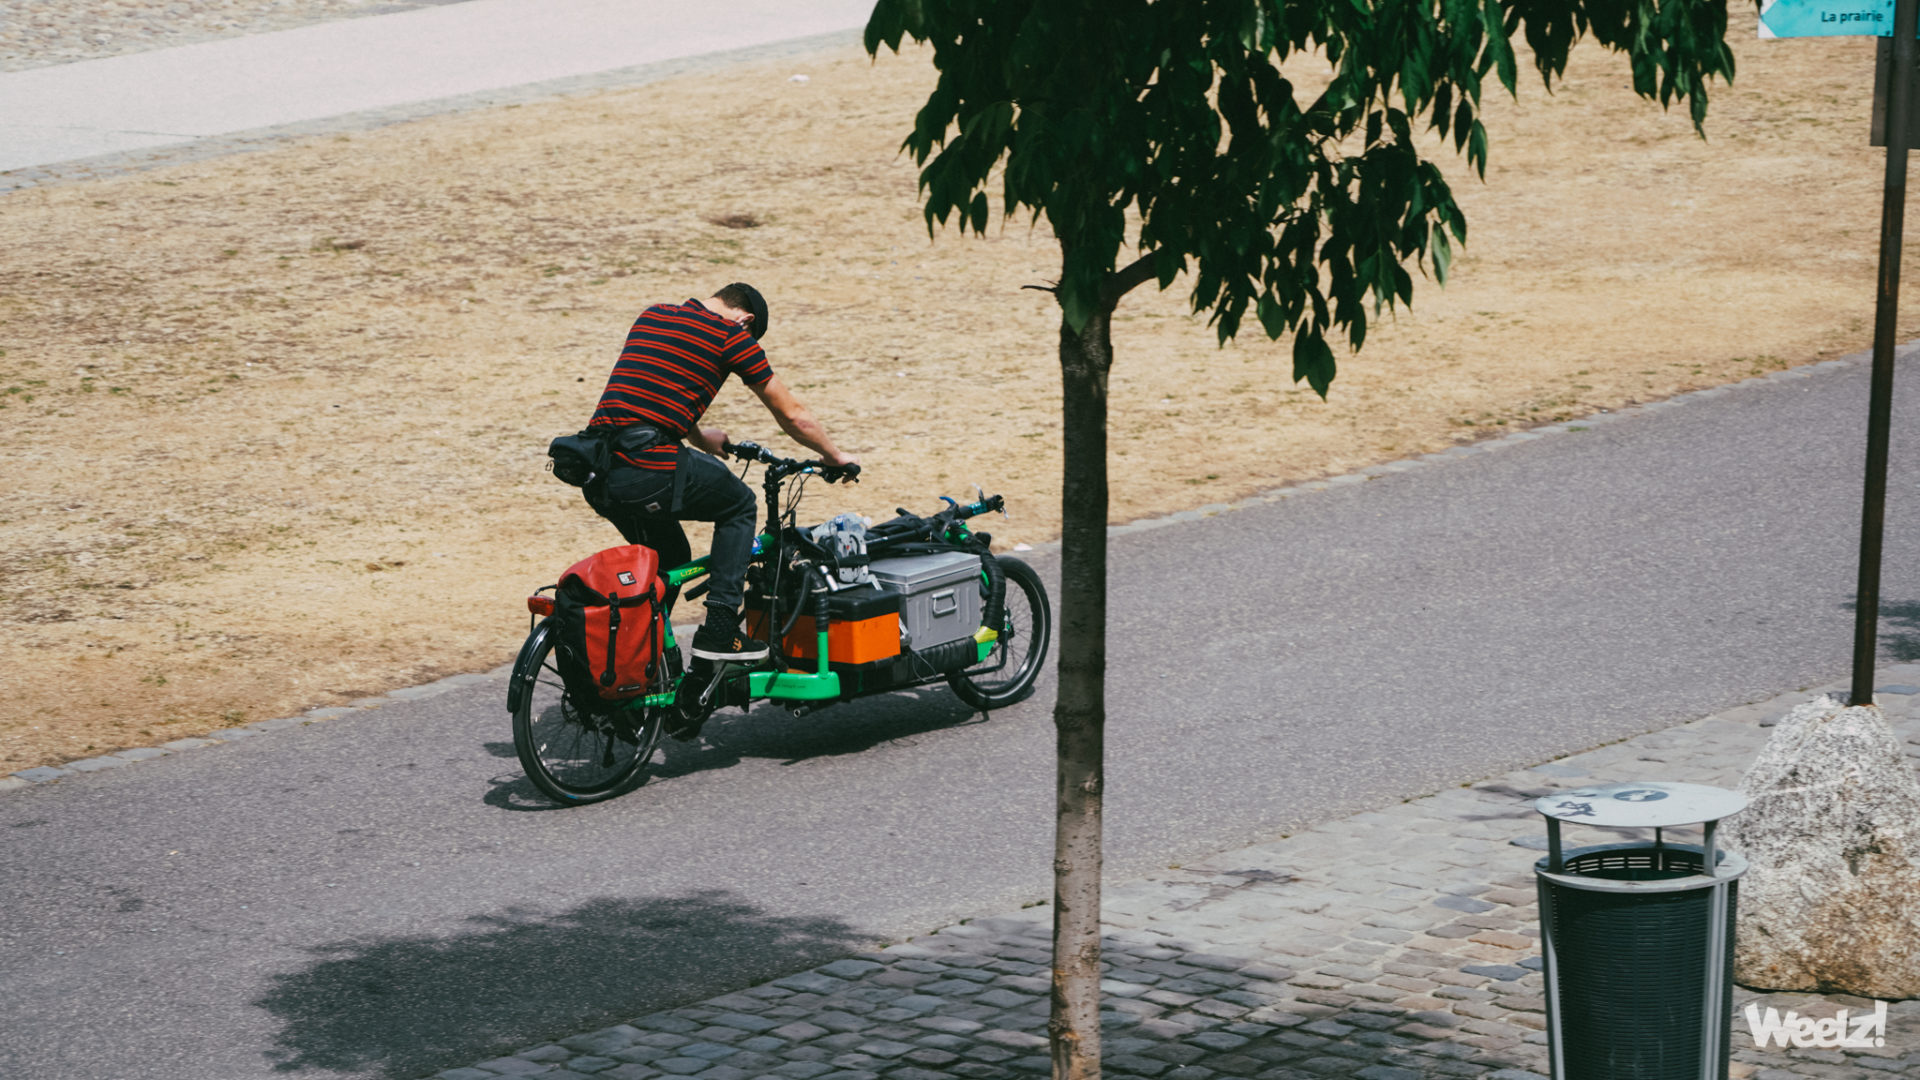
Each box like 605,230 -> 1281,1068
1532,782 -> 1749,1080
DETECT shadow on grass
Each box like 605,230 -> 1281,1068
254,889 -> 868,1079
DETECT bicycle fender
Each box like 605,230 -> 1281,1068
507,621 -> 552,714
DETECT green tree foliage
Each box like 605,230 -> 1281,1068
867,3 -> 1732,1077
868,0 -> 1733,393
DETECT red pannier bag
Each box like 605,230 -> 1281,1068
549,545 -> 666,703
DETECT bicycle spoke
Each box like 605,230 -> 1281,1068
514,617 -> 656,804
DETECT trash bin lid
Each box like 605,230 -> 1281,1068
1533,782 -> 1747,828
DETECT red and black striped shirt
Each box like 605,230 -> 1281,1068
590,298 -> 774,470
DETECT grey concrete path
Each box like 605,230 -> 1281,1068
1,0 -> 473,73
0,0 -> 871,175
425,669 -> 1920,1080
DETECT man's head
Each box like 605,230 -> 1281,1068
712,282 -> 769,340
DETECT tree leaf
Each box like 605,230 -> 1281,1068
1257,293 -> 1288,340
1292,327 -> 1337,399
864,0 -> 905,54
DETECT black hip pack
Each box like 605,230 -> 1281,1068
547,425 -> 666,488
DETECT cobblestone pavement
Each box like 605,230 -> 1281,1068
425,668 -> 1920,1080
0,0 -> 466,72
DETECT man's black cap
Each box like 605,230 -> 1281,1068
727,282 -> 769,340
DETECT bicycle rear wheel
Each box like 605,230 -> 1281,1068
948,556 -> 1051,709
511,623 -> 662,805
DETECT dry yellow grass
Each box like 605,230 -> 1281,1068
0,16 -> 1902,772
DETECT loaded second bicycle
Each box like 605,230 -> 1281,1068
507,440 -> 1052,805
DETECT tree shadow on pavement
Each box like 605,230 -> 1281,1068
1864,599 -> 1920,663
254,889 -> 869,1079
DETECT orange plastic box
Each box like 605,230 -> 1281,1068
745,588 -> 901,665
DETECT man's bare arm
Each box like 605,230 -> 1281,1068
686,425 -> 727,455
749,375 -> 857,466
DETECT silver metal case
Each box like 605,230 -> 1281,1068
869,551 -> 982,652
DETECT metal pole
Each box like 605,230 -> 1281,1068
1853,0 -> 1920,706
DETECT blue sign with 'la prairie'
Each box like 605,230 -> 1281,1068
1758,0 -> 1896,36
1760,0 -> 1894,36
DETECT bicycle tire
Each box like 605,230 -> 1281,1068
948,556 -> 1051,709
511,622 -> 662,805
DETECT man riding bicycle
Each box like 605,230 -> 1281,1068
583,283 -> 857,664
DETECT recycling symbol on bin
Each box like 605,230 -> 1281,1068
1609,788 -> 1668,802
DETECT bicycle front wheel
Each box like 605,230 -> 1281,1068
948,556 -> 1052,710
511,623 -> 662,805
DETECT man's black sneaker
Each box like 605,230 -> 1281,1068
689,619 -> 771,662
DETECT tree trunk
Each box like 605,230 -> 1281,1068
1050,296 -> 1114,1080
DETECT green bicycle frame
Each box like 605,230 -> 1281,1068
628,528 -> 999,711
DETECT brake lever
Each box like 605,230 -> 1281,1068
972,483 -> 1010,521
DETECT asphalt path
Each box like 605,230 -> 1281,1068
0,0 -> 872,174
4,354 -> 1918,1080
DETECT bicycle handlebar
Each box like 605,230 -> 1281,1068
943,494 -> 1004,520
717,439 -> 1012,525
720,439 -> 860,484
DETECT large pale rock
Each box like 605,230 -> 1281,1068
1721,696 -> 1920,998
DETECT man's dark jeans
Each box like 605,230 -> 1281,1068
584,449 -> 757,613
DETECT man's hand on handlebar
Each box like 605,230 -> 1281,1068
719,438 -> 768,462
719,439 -> 861,483
819,451 -> 860,483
